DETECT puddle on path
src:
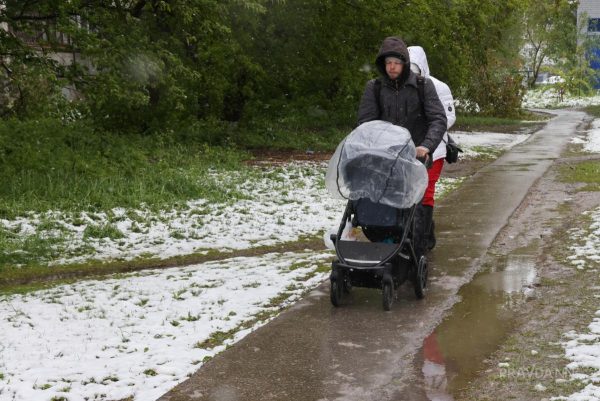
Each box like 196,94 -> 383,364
413,250 -> 537,401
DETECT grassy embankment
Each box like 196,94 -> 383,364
558,105 -> 600,192
0,112 -> 544,292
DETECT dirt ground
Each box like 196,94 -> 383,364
457,149 -> 600,400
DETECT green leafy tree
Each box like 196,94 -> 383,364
545,25 -> 600,99
0,0 -> 534,131
440,0 -> 527,116
522,0 -> 578,88
0,0 -> 268,131
0,0 -> 71,117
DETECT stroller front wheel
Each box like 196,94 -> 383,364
382,276 -> 394,311
413,256 -> 428,299
330,271 -> 343,307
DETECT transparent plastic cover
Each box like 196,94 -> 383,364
325,120 -> 428,209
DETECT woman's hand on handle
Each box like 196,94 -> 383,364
416,146 -> 429,159
416,146 -> 432,169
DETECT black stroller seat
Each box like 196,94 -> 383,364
352,198 -> 410,243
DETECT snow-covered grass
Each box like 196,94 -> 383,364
574,119 -> 600,154
566,209 -> 600,271
0,132 -> 526,269
451,131 -> 530,159
0,251 -> 331,401
565,123 -> 600,266
523,88 -> 600,109
1,164 -> 343,267
551,122 -> 600,401
553,207 -> 600,401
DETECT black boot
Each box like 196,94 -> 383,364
423,205 -> 436,250
414,205 -> 428,259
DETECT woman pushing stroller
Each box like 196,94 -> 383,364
356,36 -> 447,259
323,37 -> 450,310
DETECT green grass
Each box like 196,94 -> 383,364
240,112 -> 545,150
0,113 -> 537,219
559,161 -> 600,191
234,105 -> 354,151
195,330 -> 235,349
0,227 -> 68,267
0,109 -> 546,217
584,105 -> 600,118
240,124 -> 350,151
453,112 -> 547,132
470,146 -> 503,160
83,223 -> 124,240
0,118 -> 250,218
0,235 -> 325,294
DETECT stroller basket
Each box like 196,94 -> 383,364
336,240 -> 405,267
333,200 -> 416,268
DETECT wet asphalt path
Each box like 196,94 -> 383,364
159,109 -> 588,401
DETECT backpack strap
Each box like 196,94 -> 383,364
373,78 -> 382,118
416,75 -> 425,116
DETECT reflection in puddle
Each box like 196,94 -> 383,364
473,255 -> 537,294
418,253 -> 537,400
422,332 -> 454,401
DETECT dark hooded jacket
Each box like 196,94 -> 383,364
357,37 -> 447,152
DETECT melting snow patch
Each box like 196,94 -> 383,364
566,208 -> 600,270
583,119 -> 600,154
523,89 -> 600,109
554,208 -> 600,401
338,342 -> 365,349
0,251 -> 331,401
450,131 -> 529,159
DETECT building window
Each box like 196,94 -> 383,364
589,18 -> 600,32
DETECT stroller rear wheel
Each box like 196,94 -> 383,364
413,256 -> 428,299
330,270 -> 343,307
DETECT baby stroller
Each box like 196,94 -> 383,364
325,120 -> 429,311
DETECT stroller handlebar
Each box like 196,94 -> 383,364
416,154 -> 433,169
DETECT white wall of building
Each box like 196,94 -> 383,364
579,0 -> 600,16
578,0 -> 600,36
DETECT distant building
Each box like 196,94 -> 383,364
0,13 -> 85,67
0,9 -> 92,99
535,72 -> 565,85
578,0 -> 600,87
578,0 -> 600,35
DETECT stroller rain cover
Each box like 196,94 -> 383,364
325,120 -> 428,209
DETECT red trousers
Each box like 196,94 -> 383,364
422,159 -> 444,207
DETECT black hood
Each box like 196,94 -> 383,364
375,36 -> 411,83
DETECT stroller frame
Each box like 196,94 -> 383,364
329,200 -> 428,311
